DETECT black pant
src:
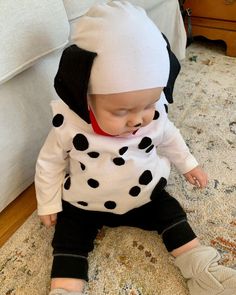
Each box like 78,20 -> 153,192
51,189 -> 196,281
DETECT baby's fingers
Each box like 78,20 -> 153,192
185,174 -> 197,186
185,174 -> 206,188
195,172 -> 208,188
192,176 -> 202,188
192,175 -> 208,188
39,214 -> 57,228
50,213 -> 57,226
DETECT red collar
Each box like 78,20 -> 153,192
89,108 -> 139,137
89,108 -> 113,137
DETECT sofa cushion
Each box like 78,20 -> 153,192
0,49 -> 62,212
63,0 -> 106,21
0,0 -> 69,85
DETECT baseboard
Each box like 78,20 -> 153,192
0,184 -> 37,247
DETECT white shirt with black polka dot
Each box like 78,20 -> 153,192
35,93 -> 198,215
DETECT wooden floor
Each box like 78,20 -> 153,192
0,184 -> 37,247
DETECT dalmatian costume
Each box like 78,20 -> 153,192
36,2 -> 229,293
36,4 -> 236,294
35,2 -> 198,216
35,0 -> 200,277
36,91 -> 198,215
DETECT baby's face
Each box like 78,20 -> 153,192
88,87 -> 163,136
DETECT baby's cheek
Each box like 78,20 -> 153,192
101,119 -> 124,135
145,110 -> 156,125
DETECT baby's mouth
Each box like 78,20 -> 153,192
132,129 -> 139,135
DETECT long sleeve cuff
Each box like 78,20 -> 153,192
174,154 -> 199,175
37,202 -> 62,216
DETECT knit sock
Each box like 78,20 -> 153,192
175,245 -> 236,295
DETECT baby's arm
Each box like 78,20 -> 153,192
35,129 -> 68,226
158,119 -> 208,188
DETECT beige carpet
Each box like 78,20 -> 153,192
1,40 -> 236,295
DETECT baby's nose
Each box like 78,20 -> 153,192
127,117 -> 142,127
127,112 -> 144,128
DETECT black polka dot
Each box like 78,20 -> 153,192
73,134 -> 89,151
153,111 -> 160,120
79,162 -> 86,171
104,201 -> 117,209
113,157 -> 125,166
66,150 -> 71,153
156,177 -> 167,190
139,170 -> 153,185
87,178 -> 99,188
150,177 -> 167,200
78,201 -> 88,206
119,146 -> 128,155
129,186 -> 141,197
64,177 -> 71,190
145,145 -> 154,153
88,152 -> 100,158
52,114 -> 64,127
164,104 -> 168,113
138,137 -> 152,149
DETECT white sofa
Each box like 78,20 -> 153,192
0,0 -> 186,212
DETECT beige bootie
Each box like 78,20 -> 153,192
175,246 -> 236,295
49,288 -> 84,295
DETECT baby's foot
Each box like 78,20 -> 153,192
175,246 -> 236,295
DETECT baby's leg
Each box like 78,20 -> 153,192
171,237 -> 200,257
49,202 -> 101,293
50,278 -> 85,293
150,190 -> 236,294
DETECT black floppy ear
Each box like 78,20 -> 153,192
54,45 -> 97,123
162,34 -> 181,104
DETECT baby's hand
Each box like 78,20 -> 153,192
184,166 -> 208,189
39,213 -> 57,228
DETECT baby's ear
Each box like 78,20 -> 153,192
162,34 -> 181,104
54,45 -> 97,123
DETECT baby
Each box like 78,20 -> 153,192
35,1 -> 236,294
